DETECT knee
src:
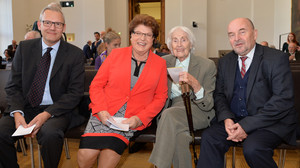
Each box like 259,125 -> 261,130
77,149 -> 99,168
38,129 -> 64,144
243,145 -> 260,159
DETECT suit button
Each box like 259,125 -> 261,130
208,116 -> 210,119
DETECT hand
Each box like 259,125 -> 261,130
226,123 -> 247,142
28,111 -> 51,138
14,112 -> 28,129
224,118 -> 235,137
97,111 -> 111,126
179,72 -> 202,92
122,116 -> 142,129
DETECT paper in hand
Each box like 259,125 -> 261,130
12,124 -> 36,137
107,117 -> 129,131
167,67 -> 183,83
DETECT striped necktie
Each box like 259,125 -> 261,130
240,56 -> 247,78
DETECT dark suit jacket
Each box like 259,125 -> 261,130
5,38 -> 85,118
215,44 -> 297,145
91,40 -> 102,57
83,44 -> 92,59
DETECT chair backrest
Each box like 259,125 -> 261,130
0,70 -> 10,114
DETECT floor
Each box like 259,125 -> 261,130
17,138 -> 300,168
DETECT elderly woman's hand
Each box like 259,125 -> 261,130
179,71 -> 202,93
97,111 -> 111,126
122,116 -> 142,129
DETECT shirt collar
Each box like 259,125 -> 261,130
238,45 -> 256,60
175,54 -> 191,71
41,38 -> 60,52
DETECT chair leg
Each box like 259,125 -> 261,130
232,147 -> 236,168
29,137 -> 35,168
38,144 -> 42,168
281,149 -> 287,168
19,138 -> 27,156
278,149 -> 283,168
64,138 -> 71,159
224,153 -> 227,168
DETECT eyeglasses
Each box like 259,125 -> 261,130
132,31 -> 153,39
42,20 -> 64,29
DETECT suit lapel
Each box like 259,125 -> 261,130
246,44 -> 263,101
50,41 -> 68,79
226,53 -> 238,100
166,55 -> 176,98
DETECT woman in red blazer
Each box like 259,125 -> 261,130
77,14 -> 168,168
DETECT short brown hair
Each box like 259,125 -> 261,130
129,14 -> 159,38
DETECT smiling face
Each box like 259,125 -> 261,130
227,18 -> 257,56
38,9 -> 65,46
171,28 -> 192,62
130,24 -> 154,56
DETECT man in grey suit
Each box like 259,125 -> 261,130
149,26 -> 216,168
197,18 -> 297,168
0,5 -> 84,168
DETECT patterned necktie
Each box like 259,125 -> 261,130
240,56 -> 247,78
28,47 -> 52,107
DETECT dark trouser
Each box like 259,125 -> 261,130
0,106 -> 70,168
197,122 -> 282,168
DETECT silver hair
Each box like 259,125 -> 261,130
166,26 -> 196,55
39,4 -> 65,23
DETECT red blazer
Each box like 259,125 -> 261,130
89,46 -> 168,130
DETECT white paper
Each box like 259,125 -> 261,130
12,124 -> 36,137
167,67 -> 183,83
106,117 -> 129,132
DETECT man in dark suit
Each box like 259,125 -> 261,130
288,42 -> 300,61
0,5 -> 84,168
197,18 -> 297,168
83,40 -> 92,60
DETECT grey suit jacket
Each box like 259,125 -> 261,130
163,54 -> 216,113
5,38 -> 85,117
215,44 -> 297,145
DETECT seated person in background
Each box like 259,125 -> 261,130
197,17 -> 296,168
95,28 -> 121,70
156,43 -> 171,56
288,42 -> 300,61
282,32 -> 299,53
83,40 -> 93,60
77,14 -> 168,168
3,49 -> 12,62
149,26 -> 216,168
0,5 -> 85,168
7,40 -> 18,60
24,30 -> 41,40
260,41 -> 269,47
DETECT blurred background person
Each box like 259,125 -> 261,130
288,42 -> 300,61
77,14 -> 168,168
7,40 -> 18,60
95,28 -> 121,70
282,32 -> 299,53
83,40 -> 93,61
149,26 -> 216,168
260,41 -> 269,47
24,30 -> 41,40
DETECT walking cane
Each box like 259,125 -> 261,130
181,82 -> 198,166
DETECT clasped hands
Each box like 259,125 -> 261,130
97,111 -> 142,129
14,111 -> 51,138
224,118 -> 247,142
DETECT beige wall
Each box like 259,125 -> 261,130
10,0 -> 291,58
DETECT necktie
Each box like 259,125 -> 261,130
240,56 -> 247,78
28,47 -> 52,107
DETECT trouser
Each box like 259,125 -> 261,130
197,122 -> 282,168
149,97 -> 214,168
0,106 -> 69,168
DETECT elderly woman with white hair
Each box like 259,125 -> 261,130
149,26 -> 216,168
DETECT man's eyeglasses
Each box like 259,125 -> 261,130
42,20 -> 64,29
132,31 -> 153,39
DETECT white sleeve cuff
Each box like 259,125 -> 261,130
194,87 -> 204,100
10,110 -> 24,117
